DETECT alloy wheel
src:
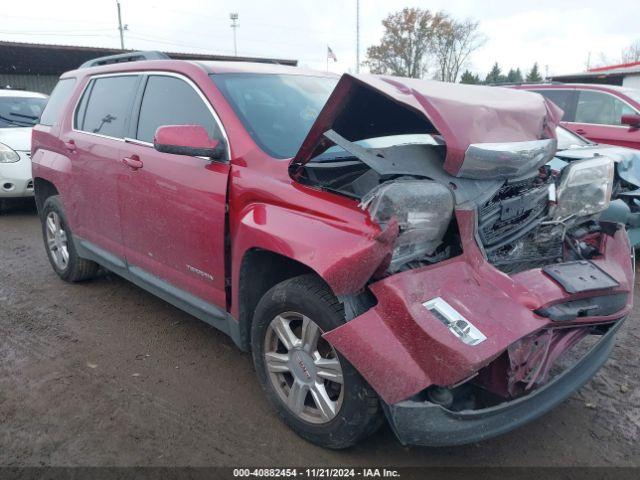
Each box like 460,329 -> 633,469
264,311 -> 344,424
45,211 -> 69,270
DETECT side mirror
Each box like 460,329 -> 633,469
621,114 -> 640,128
154,125 -> 225,159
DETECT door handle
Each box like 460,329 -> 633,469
122,155 -> 143,170
63,140 -> 76,152
575,128 -> 587,135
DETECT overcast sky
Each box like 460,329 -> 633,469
1,0 -> 638,78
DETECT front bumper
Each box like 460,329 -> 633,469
383,319 -> 622,446
0,151 -> 34,198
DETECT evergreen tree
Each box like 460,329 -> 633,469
506,68 -> 524,83
526,63 -> 543,83
460,69 -> 480,84
485,62 -> 506,84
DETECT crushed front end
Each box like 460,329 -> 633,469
290,74 -> 635,446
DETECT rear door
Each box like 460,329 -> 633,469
118,73 -> 230,308
567,89 -> 640,148
67,74 -> 141,259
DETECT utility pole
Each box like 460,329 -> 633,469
230,13 -> 239,56
116,0 -> 125,50
356,0 -> 360,73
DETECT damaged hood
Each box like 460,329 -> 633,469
291,74 -> 563,178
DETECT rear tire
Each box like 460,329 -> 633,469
41,195 -> 99,282
251,274 -> 383,449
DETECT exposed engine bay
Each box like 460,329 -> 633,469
296,129 -> 615,277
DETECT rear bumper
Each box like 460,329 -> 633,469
383,319 -> 622,447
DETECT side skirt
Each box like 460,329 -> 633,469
74,236 -> 244,350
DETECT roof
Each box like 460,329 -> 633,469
549,63 -> 640,84
0,41 -> 297,76
0,89 -> 48,98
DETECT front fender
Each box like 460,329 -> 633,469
231,202 -> 397,307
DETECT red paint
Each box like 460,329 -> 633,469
154,124 -> 220,151
293,74 -> 563,176
515,84 -> 640,150
323,212 -> 633,404
31,60 -> 634,408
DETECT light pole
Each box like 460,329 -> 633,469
230,13 -> 239,56
116,0 -> 125,50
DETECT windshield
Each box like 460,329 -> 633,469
556,125 -> 590,150
0,95 -> 47,128
211,73 -> 338,158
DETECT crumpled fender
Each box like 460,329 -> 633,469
323,210 -> 634,404
231,202 -> 398,298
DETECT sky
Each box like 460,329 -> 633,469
1,0 -> 638,79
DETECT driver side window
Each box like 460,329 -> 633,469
136,75 -> 221,144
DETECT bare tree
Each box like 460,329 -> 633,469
432,18 -> 486,82
622,39 -> 640,63
364,8 -> 447,78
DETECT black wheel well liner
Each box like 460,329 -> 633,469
237,248 -> 318,350
33,178 -> 59,214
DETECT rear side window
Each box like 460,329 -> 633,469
39,78 -> 76,126
136,75 -> 220,143
76,75 -> 139,138
531,89 -> 573,121
574,90 -> 638,126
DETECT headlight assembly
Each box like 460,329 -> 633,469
553,156 -> 614,220
361,180 -> 454,272
0,142 -> 20,163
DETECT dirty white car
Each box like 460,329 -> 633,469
0,89 -> 48,211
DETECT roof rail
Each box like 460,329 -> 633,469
79,50 -> 170,69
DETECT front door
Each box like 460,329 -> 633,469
117,73 -> 230,309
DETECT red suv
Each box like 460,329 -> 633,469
31,53 -> 634,448
515,83 -> 640,149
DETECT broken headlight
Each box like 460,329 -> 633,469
553,157 -> 614,220
361,180 -> 454,272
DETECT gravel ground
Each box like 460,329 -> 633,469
1,203 -> 639,467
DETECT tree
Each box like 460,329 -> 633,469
622,39 -> 640,63
485,62 -> 506,84
506,68 -> 524,83
526,63 -> 543,82
365,8 -> 447,78
460,70 -> 480,84
432,18 -> 486,82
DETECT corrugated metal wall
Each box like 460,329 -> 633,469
0,74 -> 59,94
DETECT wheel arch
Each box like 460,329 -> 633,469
235,248 -> 322,350
33,177 -> 60,214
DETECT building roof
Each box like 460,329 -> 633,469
0,41 -> 297,76
550,61 -> 640,84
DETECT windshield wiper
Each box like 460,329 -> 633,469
0,114 -> 32,127
9,112 -> 38,120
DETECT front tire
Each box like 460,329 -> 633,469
41,195 -> 99,282
251,274 -> 382,449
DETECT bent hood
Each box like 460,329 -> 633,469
291,74 -> 563,178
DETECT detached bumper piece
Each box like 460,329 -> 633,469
383,320 -> 622,447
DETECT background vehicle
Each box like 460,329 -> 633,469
31,54 -> 634,448
0,89 -> 48,212
515,83 -> 640,149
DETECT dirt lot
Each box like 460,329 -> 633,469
1,203 -> 639,467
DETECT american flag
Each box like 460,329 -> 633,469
327,46 -> 337,62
